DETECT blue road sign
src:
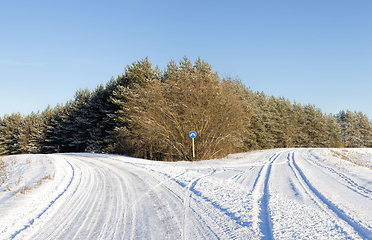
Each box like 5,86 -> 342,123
189,131 -> 197,138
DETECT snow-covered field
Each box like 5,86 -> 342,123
0,149 -> 371,239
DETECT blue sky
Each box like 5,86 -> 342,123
1,0 -> 371,118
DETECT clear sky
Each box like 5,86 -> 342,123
1,0 -> 371,118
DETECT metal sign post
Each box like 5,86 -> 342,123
192,138 -> 195,159
189,131 -> 197,159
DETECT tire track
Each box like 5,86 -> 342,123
11,159 -> 76,239
97,163 -> 127,240
6,151 -> 370,239
127,165 -> 234,239
99,157 -> 184,240
184,153 -> 280,239
250,153 -> 280,240
33,158 -> 96,239
31,156 -> 127,240
58,161 -> 100,238
75,160 -> 111,239
182,167 -> 248,239
83,157 -> 131,239
182,169 -> 216,240
288,152 -> 372,239
128,175 -> 183,239
187,186 -> 251,239
33,155 -> 184,240
230,166 -> 256,184
307,150 -> 372,200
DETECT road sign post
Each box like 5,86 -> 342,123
192,138 -> 195,159
189,131 -> 197,159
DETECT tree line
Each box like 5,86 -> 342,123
1,57 -> 371,160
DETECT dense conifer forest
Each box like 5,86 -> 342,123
1,58 -> 371,160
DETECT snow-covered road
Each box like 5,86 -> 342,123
1,149 -> 372,239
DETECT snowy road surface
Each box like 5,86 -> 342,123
1,149 -> 372,239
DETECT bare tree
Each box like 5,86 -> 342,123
116,58 -> 249,161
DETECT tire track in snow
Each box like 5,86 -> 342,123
31,156 -> 127,240
100,164 -> 127,240
183,167 -> 250,239
76,157 -> 129,239
230,166 -> 256,184
186,202 -> 221,240
55,160 -> 99,238
185,179 -> 251,239
189,168 -> 246,240
6,150 -> 370,239
112,160 -> 189,239
31,158 -> 95,239
87,159 -> 125,240
103,158 -> 184,240
250,152 -> 281,239
121,158 -> 260,238
289,152 -> 372,240
187,153 -> 280,239
72,160 -> 110,239
11,159 -> 75,239
307,150 -> 372,200
143,166 -> 244,239
182,169 -> 217,240
96,161 -> 129,240
128,174 -> 183,239
33,155 -> 184,240
130,157 -> 260,237
258,153 -> 280,240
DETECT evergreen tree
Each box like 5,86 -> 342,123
324,114 -> 341,148
68,89 -> 93,152
292,103 -> 307,147
337,110 -> 348,147
43,105 -> 70,153
301,105 -> 324,147
245,92 -> 268,150
0,113 -> 23,155
356,112 -> 372,147
1,57 -> 372,158
85,83 -> 120,153
110,58 -> 161,155
36,106 -> 54,152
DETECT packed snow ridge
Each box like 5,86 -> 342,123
0,148 -> 372,239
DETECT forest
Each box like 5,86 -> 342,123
1,57 -> 372,161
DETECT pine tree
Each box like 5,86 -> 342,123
0,113 -> 23,155
110,57 -> 161,155
345,111 -> 359,147
356,112 -> 372,147
68,89 -> 93,152
43,105 -> 70,153
301,105 -> 325,147
292,103 -> 307,147
17,114 -> 32,153
245,92 -> 269,149
337,110 -> 348,147
324,114 -> 341,148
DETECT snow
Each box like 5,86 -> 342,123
0,149 -> 371,239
